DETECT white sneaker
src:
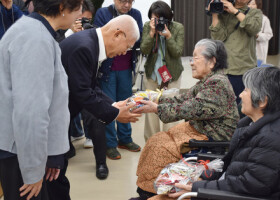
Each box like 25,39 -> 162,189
71,135 -> 85,142
84,138 -> 93,148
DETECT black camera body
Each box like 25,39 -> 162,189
208,0 -> 235,14
81,17 -> 94,29
155,17 -> 169,32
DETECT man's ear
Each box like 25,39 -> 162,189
113,29 -> 124,41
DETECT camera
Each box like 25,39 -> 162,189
80,17 -> 94,30
207,0 -> 235,14
155,17 -> 169,32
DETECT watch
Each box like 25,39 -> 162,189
234,10 -> 241,16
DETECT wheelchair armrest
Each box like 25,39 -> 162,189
197,153 -> 225,161
196,188 -> 269,200
189,139 -> 230,148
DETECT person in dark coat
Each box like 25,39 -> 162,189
164,66 -> 280,200
60,15 -> 141,180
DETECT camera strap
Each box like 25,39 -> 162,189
159,37 -> 166,65
108,5 -> 118,18
234,7 -> 250,30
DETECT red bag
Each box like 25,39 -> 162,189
158,65 -> 172,83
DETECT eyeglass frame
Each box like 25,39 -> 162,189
189,56 -> 205,63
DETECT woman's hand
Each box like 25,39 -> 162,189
45,167 -> 60,182
159,25 -> 172,39
71,19 -> 83,33
2,0 -> 13,9
168,183 -> 192,199
149,18 -> 156,38
19,179 -> 43,200
132,100 -> 158,114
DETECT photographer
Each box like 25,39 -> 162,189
0,0 -> 23,39
208,0 -> 262,104
65,0 -> 94,37
140,0 -> 184,141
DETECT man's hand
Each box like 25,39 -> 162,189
2,0 -> 13,9
132,100 -> 158,114
113,99 -> 128,109
19,178 -> 43,200
115,103 -> 142,123
221,0 -> 238,14
45,167 -> 60,182
168,183 -> 192,199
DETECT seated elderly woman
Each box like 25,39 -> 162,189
130,39 -> 239,200
158,66 -> 280,200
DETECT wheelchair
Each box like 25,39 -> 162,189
178,139 -> 270,200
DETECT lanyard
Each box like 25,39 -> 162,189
159,36 -> 166,65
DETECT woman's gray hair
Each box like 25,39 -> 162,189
195,39 -> 228,71
243,66 -> 280,114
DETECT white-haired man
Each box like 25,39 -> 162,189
60,15 -> 141,180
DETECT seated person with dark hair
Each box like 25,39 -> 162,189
129,38 -> 239,200
163,66 -> 280,200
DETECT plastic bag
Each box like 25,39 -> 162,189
154,159 -> 224,195
161,88 -> 180,98
127,88 -> 180,111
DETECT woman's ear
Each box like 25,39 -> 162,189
259,96 -> 268,110
209,57 -> 216,70
59,3 -> 64,14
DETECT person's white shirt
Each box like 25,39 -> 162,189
65,29 -> 74,38
256,14 -> 273,64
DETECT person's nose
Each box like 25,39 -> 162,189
124,2 -> 130,8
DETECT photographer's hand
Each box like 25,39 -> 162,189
71,19 -> 83,33
221,0 -> 245,21
149,18 -> 156,38
208,0 -> 219,27
2,0 -> 13,9
158,25 -> 171,39
221,0 -> 238,14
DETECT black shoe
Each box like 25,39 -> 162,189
96,163 -> 109,180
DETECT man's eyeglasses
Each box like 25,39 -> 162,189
119,0 -> 135,4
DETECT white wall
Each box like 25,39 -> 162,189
101,0 -> 171,24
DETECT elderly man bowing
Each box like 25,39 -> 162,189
60,15 -> 141,179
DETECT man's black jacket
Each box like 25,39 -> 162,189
60,28 -> 119,124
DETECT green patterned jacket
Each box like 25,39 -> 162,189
157,70 -> 239,141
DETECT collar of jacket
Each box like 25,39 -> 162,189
198,69 -> 225,83
238,111 -> 280,142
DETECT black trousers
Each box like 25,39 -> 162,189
46,158 -> 70,200
227,74 -> 245,105
81,109 -> 107,165
0,156 -> 49,200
